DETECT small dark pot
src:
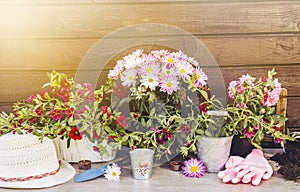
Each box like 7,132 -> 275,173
230,134 -> 255,158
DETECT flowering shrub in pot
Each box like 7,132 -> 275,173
0,71 -> 125,161
224,68 -> 295,149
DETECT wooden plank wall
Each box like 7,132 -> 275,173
0,0 -> 300,132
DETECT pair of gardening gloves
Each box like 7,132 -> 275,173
218,149 -> 273,186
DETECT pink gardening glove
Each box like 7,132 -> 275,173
233,149 -> 273,186
217,156 -> 244,183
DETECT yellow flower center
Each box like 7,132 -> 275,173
168,58 -> 174,64
197,73 -> 202,80
146,67 -> 153,73
148,78 -> 154,83
112,172 -> 117,177
180,68 -> 186,74
190,166 -> 198,173
167,82 -> 172,87
129,76 -> 133,80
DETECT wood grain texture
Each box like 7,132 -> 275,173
0,0 -> 300,131
1,34 -> 300,70
0,1 -> 299,39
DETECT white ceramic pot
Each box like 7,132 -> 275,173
196,135 -> 233,173
53,137 -> 117,163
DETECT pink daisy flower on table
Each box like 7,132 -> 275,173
194,68 -> 208,87
120,69 -> 137,87
141,74 -> 159,91
159,74 -> 180,95
176,61 -> 194,80
182,158 -> 206,178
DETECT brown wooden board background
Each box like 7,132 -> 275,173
0,0 -> 299,137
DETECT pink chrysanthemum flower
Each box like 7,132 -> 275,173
138,61 -> 161,76
120,69 -> 137,87
108,60 -> 125,79
141,74 -> 159,91
161,65 -> 177,77
176,61 -> 194,80
159,74 -> 179,95
160,52 -> 179,68
123,49 -> 144,69
194,68 -> 208,87
182,158 -> 206,178
187,56 -> 199,67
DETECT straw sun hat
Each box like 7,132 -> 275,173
0,133 -> 75,189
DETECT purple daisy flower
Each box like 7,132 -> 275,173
181,158 -> 206,178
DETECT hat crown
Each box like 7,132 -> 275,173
0,134 -> 59,178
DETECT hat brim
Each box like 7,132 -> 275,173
0,160 -> 76,189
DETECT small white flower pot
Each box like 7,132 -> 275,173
196,135 -> 233,173
129,148 -> 154,180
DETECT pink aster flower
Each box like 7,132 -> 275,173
159,74 -> 180,95
182,158 -> 206,178
123,49 -> 144,69
50,108 -> 63,121
137,61 -> 161,76
108,60 -> 125,79
141,74 -> 159,90
120,69 -> 137,87
161,64 -> 177,77
194,68 -> 208,87
161,52 -> 179,68
176,61 -> 194,80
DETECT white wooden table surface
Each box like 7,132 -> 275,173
1,149 -> 300,192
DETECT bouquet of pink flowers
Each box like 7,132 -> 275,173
107,49 -> 213,159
